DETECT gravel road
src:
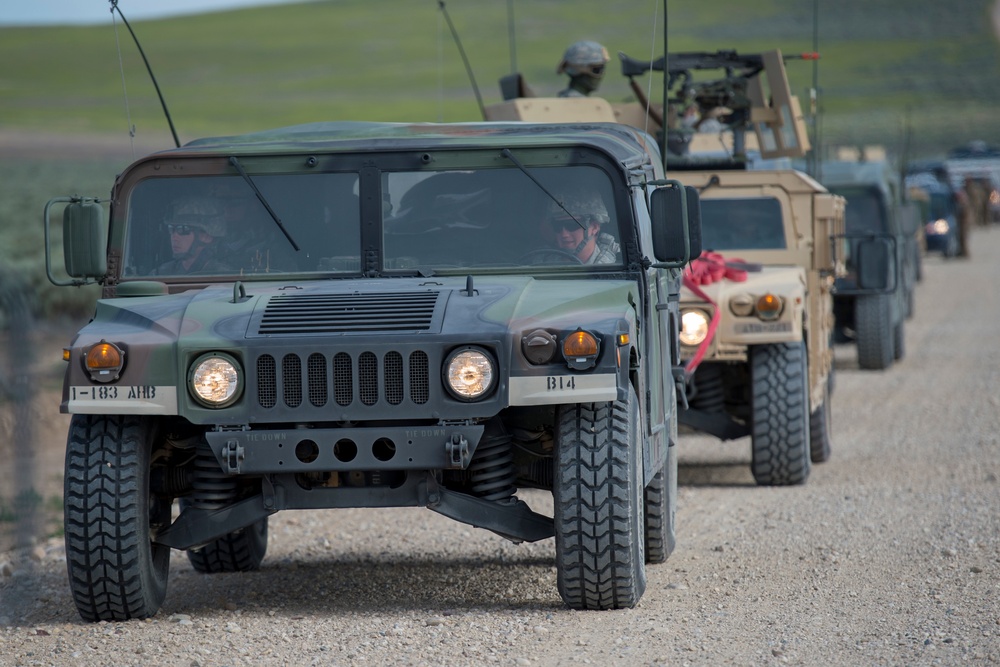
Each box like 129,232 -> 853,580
1,225 -> 998,667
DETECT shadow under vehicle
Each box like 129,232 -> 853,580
819,159 -> 921,370
45,121 -> 700,619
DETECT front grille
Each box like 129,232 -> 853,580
257,350 -> 431,410
256,292 -> 441,335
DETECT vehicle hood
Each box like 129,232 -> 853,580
78,276 -> 640,349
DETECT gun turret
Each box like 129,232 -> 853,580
616,49 -> 815,167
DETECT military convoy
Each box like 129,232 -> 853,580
45,120 -> 700,619
42,12 -> 930,620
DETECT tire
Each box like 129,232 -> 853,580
855,293 -> 893,370
749,343 -> 811,486
893,319 -> 906,361
183,502 -> 268,573
554,385 -> 646,610
809,378 -> 832,464
64,415 -> 170,622
644,436 -> 677,564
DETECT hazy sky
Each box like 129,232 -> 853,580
0,0 -> 309,26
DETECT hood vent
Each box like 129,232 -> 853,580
256,291 -> 442,335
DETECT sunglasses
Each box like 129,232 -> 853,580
547,216 -> 587,232
167,224 -> 196,236
586,64 -> 605,76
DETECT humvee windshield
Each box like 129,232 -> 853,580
121,164 -> 622,278
699,197 -> 786,251
830,186 -> 888,234
928,192 -> 955,219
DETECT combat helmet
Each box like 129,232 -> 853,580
556,40 -> 610,77
548,188 -> 611,225
167,197 -> 226,237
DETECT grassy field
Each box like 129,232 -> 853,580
1,0 -> 998,155
1,0 -> 998,326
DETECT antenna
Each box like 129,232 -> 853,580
437,1 -> 486,121
506,0 -> 517,74
109,0 -> 180,147
662,0 -> 668,174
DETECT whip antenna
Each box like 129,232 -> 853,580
437,1 -> 486,120
109,0 -> 180,148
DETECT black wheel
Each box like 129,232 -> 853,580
809,377 -> 832,464
183,501 -> 268,573
644,436 -> 677,564
893,319 -> 906,362
518,248 -> 583,265
749,342 -> 811,486
64,415 -> 170,622
855,293 -> 893,370
554,385 -> 646,610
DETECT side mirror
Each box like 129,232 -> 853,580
650,181 -> 700,267
855,237 -> 894,291
44,198 -> 107,286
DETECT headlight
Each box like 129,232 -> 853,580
189,353 -> 243,407
444,347 -> 495,401
680,309 -> 710,346
756,293 -> 783,321
928,219 -> 950,235
83,340 -> 125,383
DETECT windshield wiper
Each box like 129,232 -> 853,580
500,148 -> 586,230
228,156 -> 300,251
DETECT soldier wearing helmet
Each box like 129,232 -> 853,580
541,189 -> 620,264
556,40 -> 610,98
155,197 -> 232,275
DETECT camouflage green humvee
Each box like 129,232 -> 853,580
45,121 -> 699,619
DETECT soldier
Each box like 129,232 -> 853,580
542,189 -> 620,264
155,197 -> 232,275
556,40 -> 610,98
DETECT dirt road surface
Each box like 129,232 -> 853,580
1,225 -> 998,666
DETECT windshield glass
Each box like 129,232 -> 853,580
830,187 -> 888,234
928,192 -> 954,219
123,173 -> 360,278
121,165 -> 623,279
382,165 -> 621,271
699,197 -> 786,251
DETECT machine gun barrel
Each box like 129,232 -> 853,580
619,50 -> 818,79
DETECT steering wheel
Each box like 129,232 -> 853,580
517,248 -> 584,265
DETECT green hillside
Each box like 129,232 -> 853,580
1,0 -> 998,159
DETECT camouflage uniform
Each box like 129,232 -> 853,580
586,233 -> 620,264
556,40 -> 609,98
